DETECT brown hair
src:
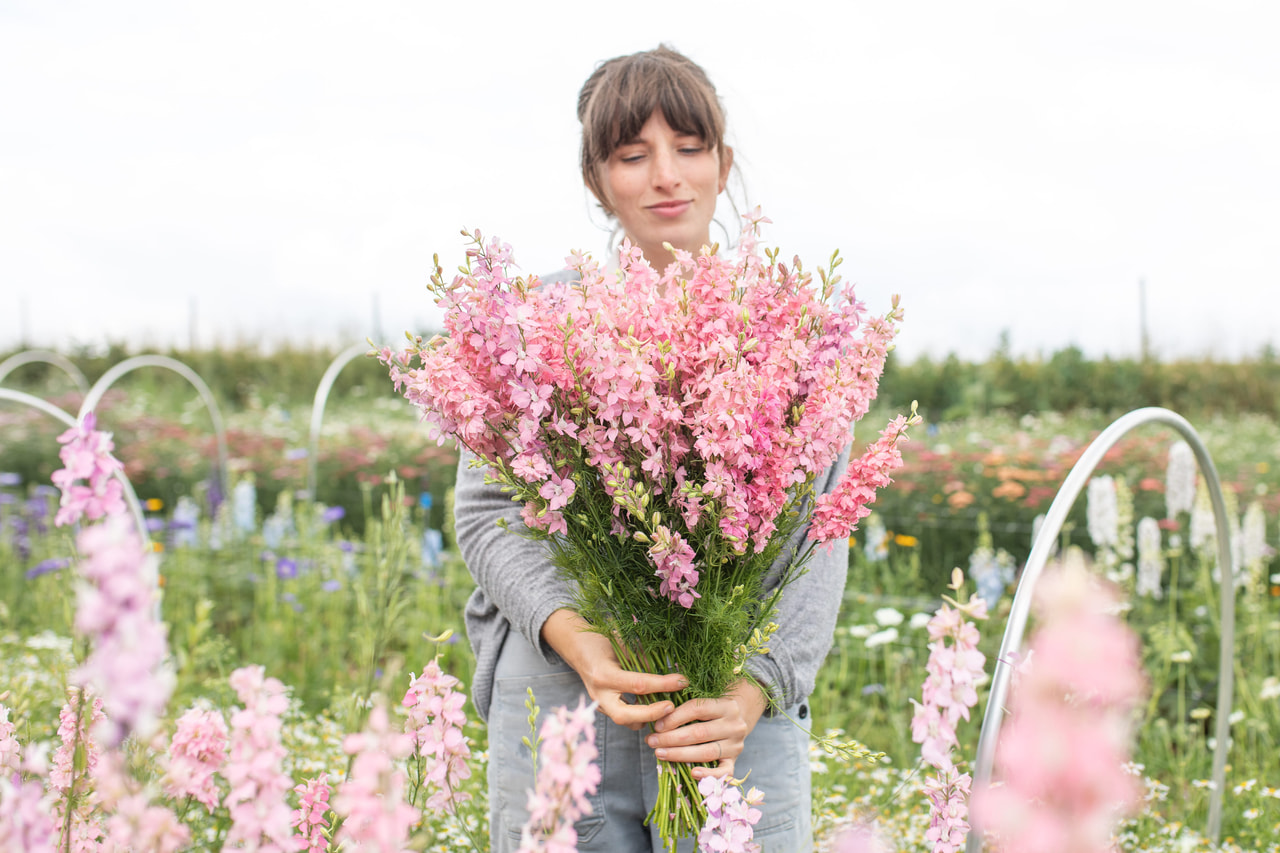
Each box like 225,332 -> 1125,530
577,45 -> 728,215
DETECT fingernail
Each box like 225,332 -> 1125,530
655,748 -> 668,759
654,720 -> 664,732
647,735 -> 658,747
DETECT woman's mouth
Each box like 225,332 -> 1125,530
647,200 -> 692,218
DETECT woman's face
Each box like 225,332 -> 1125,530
596,110 -> 733,269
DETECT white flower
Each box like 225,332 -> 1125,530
1170,650 -> 1193,664
873,607 -> 904,627
848,624 -> 875,639
1087,475 -> 1119,549
1259,677 -> 1280,701
1228,710 -> 1245,726
1242,808 -> 1260,820
1165,440 -> 1196,517
864,627 -> 898,648
1136,517 -> 1164,599
908,612 -> 932,630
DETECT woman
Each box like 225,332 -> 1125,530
454,45 -> 849,852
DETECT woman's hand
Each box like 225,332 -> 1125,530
540,609 -> 688,730
646,679 -> 770,780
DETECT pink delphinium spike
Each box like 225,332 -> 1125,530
0,704 -> 20,776
971,561 -> 1145,853
517,697 -> 601,852
165,707 -> 228,813
0,774 -> 59,852
292,773 -> 333,853
809,413 -> 918,544
222,665 -> 297,852
51,412 -> 126,527
93,750 -> 190,853
71,516 -> 174,748
911,571 -> 987,853
333,705 -> 420,853
695,774 -> 764,853
402,657 -> 472,812
50,688 -> 105,851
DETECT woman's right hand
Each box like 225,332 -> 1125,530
540,608 -> 688,730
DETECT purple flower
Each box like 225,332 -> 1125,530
321,580 -> 342,593
145,517 -> 166,533
0,492 -> 16,505
861,683 -> 886,697
275,558 -> 298,580
0,472 -> 21,487
285,448 -> 308,461
281,592 -> 303,612
321,505 -> 345,524
26,556 -> 72,579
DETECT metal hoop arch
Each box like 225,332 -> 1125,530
78,355 -> 232,505
0,349 -> 91,394
306,342 -> 373,501
966,407 -> 1236,851
0,388 -> 150,564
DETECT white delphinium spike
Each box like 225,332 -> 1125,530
1135,517 -> 1164,599
1165,440 -> 1196,518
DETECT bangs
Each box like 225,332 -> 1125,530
581,52 -> 725,165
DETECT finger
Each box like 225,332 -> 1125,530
692,757 -> 734,781
653,697 -> 724,732
599,695 -> 676,729
651,738 -> 724,766
608,669 -> 688,697
647,720 -> 718,751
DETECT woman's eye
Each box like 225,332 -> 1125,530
679,146 -> 704,155
619,153 -> 645,163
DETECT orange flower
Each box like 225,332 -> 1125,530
894,534 -> 919,548
144,498 -> 164,512
948,490 -> 976,510
993,480 -> 1027,500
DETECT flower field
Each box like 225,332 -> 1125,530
1,379 -> 1278,850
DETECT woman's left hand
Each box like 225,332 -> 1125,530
645,679 -> 770,780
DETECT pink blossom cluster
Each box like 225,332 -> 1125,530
51,689 -> 105,851
71,516 -> 173,747
808,414 -> 914,543
92,751 -> 190,852
517,697 -> 601,852
165,706 -> 228,812
333,705 -> 420,853
382,210 -> 910,608
910,581 -> 987,853
972,564 -> 1145,853
51,412 -> 126,527
695,774 -> 765,853
292,773 -> 333,853
0,774 -> 58,851
0,704 -> 20,776
402,658 -> 472,812
223,665 -> 297,851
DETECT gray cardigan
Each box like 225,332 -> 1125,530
455,444 -> 851,722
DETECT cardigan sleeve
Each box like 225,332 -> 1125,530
453,451 -> 575,665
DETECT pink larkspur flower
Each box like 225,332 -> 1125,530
222,665 -> 296,852
333,705 -> 420,853
403,658 -> 472,812
696,774 -> 764,853
293,773 -> 333,853
911,583 -> 987,851
971,562 -> 1145,853
51,412 -> 126,527
809,415 -> 914,543
71,515 -> 174,747
165,707 -> 228,812
518,697 -> 601,852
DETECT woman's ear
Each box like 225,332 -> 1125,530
718,145 -> 734,194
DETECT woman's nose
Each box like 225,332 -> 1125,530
651,148 -> 681,189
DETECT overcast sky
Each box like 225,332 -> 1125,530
2,0 -> 1277,362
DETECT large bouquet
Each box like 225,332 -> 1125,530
380,209 -> 915,848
